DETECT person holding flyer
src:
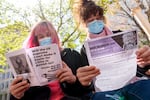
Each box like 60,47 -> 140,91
9,20 -> 92,100
73,0 -> 150,100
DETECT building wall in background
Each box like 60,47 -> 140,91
0,66 -> 13,100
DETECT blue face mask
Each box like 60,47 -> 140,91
87,20 -> 104,34
39,37 -> 52,46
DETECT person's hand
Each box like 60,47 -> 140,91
145,69 -> 150,75
77,66 -> 100,86
56,62 -> 76,84
136,45 -> 150,76
10,76 -> 30,99
136,45 -> 150,67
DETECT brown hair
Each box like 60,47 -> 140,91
73,0 -> 104,25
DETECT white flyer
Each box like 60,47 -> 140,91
84,30 -> 138,92
6,44 -> 62,86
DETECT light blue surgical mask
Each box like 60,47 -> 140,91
39,37 -> 52,46
87,20 -> 104,34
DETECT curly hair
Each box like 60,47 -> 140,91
73,0 -> 104,24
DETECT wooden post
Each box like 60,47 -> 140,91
131,6 -> 150,41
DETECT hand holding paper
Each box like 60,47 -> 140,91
6,44 -> 62,86
10,76 -> 30,99
136,45 -> 150,67
77,66 -> 100,86
84,30 -> 138,92
56,62 -> 76,83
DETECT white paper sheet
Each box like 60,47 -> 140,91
6,44 -> 62,86
84,30 -> 138,92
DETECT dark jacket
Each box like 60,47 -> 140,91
10,48 -> 93,100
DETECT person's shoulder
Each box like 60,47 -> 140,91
62,48 -> 71,52
63,48 -> 80,52
80,45 -> 86,53
112,30 -> 122,34
61,48 -> 80,55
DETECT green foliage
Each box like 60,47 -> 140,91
66,42 -> 78,48
0,68 -> 5,73
96,0 -> 116,12
0,0 -> 115,67
0,22 -> 29,66
79,31 -> 87,43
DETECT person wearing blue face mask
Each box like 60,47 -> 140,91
39,37 -> 52,46
10,20 -> 93,100
87,20 -> 104,34
73,0 -> 150,100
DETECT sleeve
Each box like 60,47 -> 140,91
10,95 -> 20,100
80,45 -> 89,66
10,86 -> 50,100
136,65 -> 150,78
60,48 -> 94,98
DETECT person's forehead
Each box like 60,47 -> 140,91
86,14 -> 103,24
89,14 -> 102,19
36,32 -> 49,37
35,27 -> 49,36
